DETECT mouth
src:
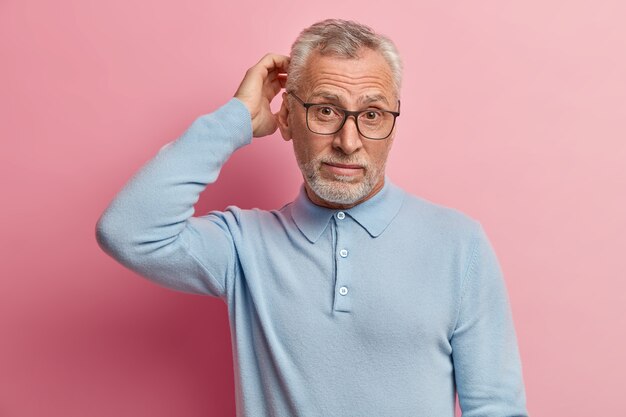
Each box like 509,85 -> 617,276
322,162 -> 364,177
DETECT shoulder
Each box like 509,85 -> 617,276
395,186 -> 483,241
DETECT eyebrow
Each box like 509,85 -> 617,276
308,92 -> 341,102
308,91 -> 391,107
361,94 -> 390,106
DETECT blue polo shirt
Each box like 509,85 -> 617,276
96,98 -> 528,417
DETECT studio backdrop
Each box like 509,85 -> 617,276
1,0 -> 625,416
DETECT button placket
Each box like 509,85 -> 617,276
333,215 -> 352,312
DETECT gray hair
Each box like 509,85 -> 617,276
285,19 -> 403,98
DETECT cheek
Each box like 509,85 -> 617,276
368,142 -> 393,167
291,136 -> 319,168
291,138 -> 309,165
292,133 -> 329,165
293,136 -> 322,163
288,118 -> 309,163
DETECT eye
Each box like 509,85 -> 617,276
312,105 -> 341,120
361,109 -> 383,122
320,107 -> 334,116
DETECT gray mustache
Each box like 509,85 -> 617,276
319,155 -> 368,168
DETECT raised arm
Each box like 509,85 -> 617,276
95,54 -> 289,299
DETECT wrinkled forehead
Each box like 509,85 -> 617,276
300,49 -> 398,103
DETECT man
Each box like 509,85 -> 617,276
96,19 -> 529,417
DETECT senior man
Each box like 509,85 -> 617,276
96,19 -> 529,417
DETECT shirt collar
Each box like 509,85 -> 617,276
290,177 -> 405,243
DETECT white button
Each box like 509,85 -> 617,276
337,212 -> 345,219
339,286 -> 349,295
339,249 -> 348,258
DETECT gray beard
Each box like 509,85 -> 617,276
298,156 -> 384,205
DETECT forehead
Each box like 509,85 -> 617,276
301,48 -> 396,105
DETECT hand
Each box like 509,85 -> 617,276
234,53 -> 290,138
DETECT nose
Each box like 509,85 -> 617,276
332,115 -> 363,155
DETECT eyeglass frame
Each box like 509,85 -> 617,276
287,91 -> 401,140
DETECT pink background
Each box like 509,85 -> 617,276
1,0 -> 625,416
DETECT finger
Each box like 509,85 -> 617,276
277,73 -> 288,88
267,76 -> 285,96
266,72 -> 288,92
262,71 -> 288,101
257,53 -> 290,74
243,54 -> 289,98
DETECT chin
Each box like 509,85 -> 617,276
307,176 -> 373,205
327,173 -> 362,183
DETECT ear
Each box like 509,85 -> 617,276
277,92 -> 292,141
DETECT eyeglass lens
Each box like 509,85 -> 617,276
307,104 -> 396,139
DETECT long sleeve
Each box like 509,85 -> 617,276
451,224 -> 529,416
95,98 -> 252,300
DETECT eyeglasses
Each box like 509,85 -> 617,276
287,91 -> 400,140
